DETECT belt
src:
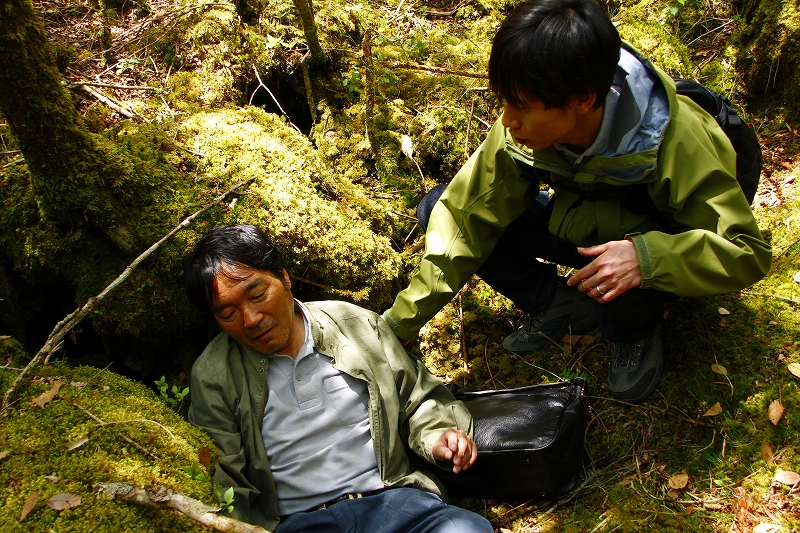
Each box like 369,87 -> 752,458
280,487 -> 391,521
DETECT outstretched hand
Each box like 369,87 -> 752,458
431,429 -> 478,474
566,239 -> 642,302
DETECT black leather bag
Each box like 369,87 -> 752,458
436,378 -> 587,500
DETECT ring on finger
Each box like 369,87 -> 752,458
595,286 -> 605,296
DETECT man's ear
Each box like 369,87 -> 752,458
281,268 -> 292,290
572,93 -> 597,114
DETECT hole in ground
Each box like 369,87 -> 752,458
246,75 -> 313,135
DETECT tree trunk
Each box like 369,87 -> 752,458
0,0 -> 141,252
292,0 -> 326,65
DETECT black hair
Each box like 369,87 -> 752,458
184,224 -> 285,312
488,0 -> 621,109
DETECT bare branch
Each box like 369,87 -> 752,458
250,66 -> 301,134
96,483 -> 271,533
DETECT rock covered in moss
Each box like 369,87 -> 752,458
0,363 -> 217,533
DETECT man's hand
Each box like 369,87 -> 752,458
432,429 -> 478,474
566,239 -> 642,302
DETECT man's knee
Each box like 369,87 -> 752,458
433,508 -> 494,533
417,184 -> 448,231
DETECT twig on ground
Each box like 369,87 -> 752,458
426,0 -> 468,17
1,178 -> 255,410
3,157 -> 24,168
70,82 -> 162,92
456,292 -> 469,377
96,483 -> 271,533
464,99 -> 475,161
288,274 -> 329,291
483,338 -> 497,389
589,396 -> 716,428
78,84 -> 138,120
65,399 -> 161,461
386,62 -> 487,79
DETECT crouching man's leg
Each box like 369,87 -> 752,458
595,288 -> 675,404
275,487 -> 493,533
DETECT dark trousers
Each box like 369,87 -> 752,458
418,184 -> 670,342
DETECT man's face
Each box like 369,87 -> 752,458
210,264 -> 300,355
501,97 -> 583,151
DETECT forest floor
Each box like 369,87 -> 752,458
2,0 -> 799,531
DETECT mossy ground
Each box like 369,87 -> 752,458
0,361 -> 217,533
1,0 -> 799,531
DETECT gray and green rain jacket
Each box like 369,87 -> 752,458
188,300 -> 472,531
383,44 -> 772,340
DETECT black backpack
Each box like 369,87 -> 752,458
674,78 -> 762,204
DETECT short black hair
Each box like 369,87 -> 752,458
488,0 -> 621,109
184,224 -> 285,312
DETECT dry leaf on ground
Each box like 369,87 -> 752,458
753,524 -> 781,533
788,362 -> 800,378
31,380 -> 64,409
668,473 -> 689,489
793,271 -> 800,284
773,470 -> 800,486
65,435 -> 89,451
711,364 -> 728,375
46,493 -> 81,511
718,307 -> 731,315
704,402 -> 723,416
768,399 -> 785,425
19,490 -> 39,522
198,446 -> 211,468
0,450 -> 9,461
761,442 -> 775,465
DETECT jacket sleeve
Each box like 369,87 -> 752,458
376,314 -> 473,466
631,99 -> 772,296
187,355 -> 262,524
383,119 -> 539,339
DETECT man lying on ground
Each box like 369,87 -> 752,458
184,224 -> 493,533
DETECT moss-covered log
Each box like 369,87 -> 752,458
0,0 -> 141,252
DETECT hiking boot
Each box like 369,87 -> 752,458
607,321 -> 664,404
502,287 -> 597,353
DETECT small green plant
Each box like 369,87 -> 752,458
155,375 -> 189,410
401,37 -> 428,61
343,70 -> 361,93
182,464 -> 209,483
220,487 -> 235,514
660,0 -> 686,25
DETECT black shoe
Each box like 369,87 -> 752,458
502,287 -> 597,353
608,321 -> 664,404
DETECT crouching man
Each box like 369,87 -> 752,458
184,224 -> 493,533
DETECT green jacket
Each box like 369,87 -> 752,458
383,45 -> 771,340
187,300 -> 472,531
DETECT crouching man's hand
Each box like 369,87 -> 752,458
432,429 -> 478,474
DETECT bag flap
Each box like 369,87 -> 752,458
455,379 -> 586,452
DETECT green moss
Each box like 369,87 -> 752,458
0,365 -> 217,533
